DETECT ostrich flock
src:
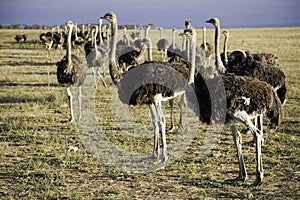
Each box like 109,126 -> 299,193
17,12 -> 286,186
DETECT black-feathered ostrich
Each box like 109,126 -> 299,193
184,25 -> 282,186
101,12 -> 188,162
15,34 -> 26,48
56,21 -> 87,122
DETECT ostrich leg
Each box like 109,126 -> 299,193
253,114 -> 264,186
150,104 -> 159,159
78,86 -> 82,121
91,67 -> 98,88
231,124 -> 248,181
155,98 -> 168,163
67,87 -> 75,122
168,100 -> 175,132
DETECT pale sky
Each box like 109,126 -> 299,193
0,0 -> 299,28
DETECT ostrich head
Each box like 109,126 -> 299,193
101,12 -> 117,23
222,30 -> 229,37
206,17 -> 220,28
183,28 -> 196,39
185,20 -> 191,28
66,20 -> 74,27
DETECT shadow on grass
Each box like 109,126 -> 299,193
0,61 -> 57,67
0,82 -> 60,87
0,94 -> 57,104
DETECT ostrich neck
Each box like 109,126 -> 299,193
67,25 -> 73,67
188,34 -> 197,84
98,20 -> 103,44
214,23 -> 226,73
182,35 -> 186,51
94,28 -> 98,51
109,19 -> 122,85
160,29 -> 162,39
172,30 -> 176,49
203,28 -> 207,49
223,33 -> 228,64
146,38 -> 153,61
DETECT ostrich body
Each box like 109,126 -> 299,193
156,27 -> 169,61
184,25 -> 282,186
56,21 -> 87,122
102,12 -> 188,162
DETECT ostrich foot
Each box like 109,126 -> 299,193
232,174 -> 248,182
168,125 -> 176,133
253,177 -> 263,186
161,155 -> 168,164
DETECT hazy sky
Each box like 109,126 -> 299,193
1,0 -> 300,28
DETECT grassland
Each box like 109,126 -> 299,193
0,27 -> 299,199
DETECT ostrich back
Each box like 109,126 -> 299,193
226,60 -> 285,89
56,54 -> 87,86
117,61 -> 188,105
157,39 -> 169,50
189,73 -> 282,128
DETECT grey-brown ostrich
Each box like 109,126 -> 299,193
102,12 -> 189,162
85,25 -> 108,88
200,26 -> 213,58
207,18 -> 286,106
56,20 -> 87,122
156,27 -> 169,61
184,26 -> 282,186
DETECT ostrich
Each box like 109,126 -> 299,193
85,25 -> 108,88
200,26 -> 213,58
184,24 -> 282,186
40,29 -> 55,59
15,34 -> 26,48
101,12 -> 189,162
156,27 -> 169,61
56,20 -> 87,122
221,30 -> 229,65
167,28 -> 183,60
72,24 -> 85,53
207,18 -> 286,105
53,26 -> 66,54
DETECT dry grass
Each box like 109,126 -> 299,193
0,27 -> 299,199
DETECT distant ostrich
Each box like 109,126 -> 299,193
72,24 -> 85,53
200,26 -> 213,58
156,27 -> 169,61
167,28 -> 183,59
56,21 -> 87,122
184,26 -> 282,186
102,12 -> 188,162
40,29 -> 55,59
220,30 -> 229,65
85,25 -> 108,88
53,26 -> 66,54
207,18 -> 286,105
15,34 -> 26,48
